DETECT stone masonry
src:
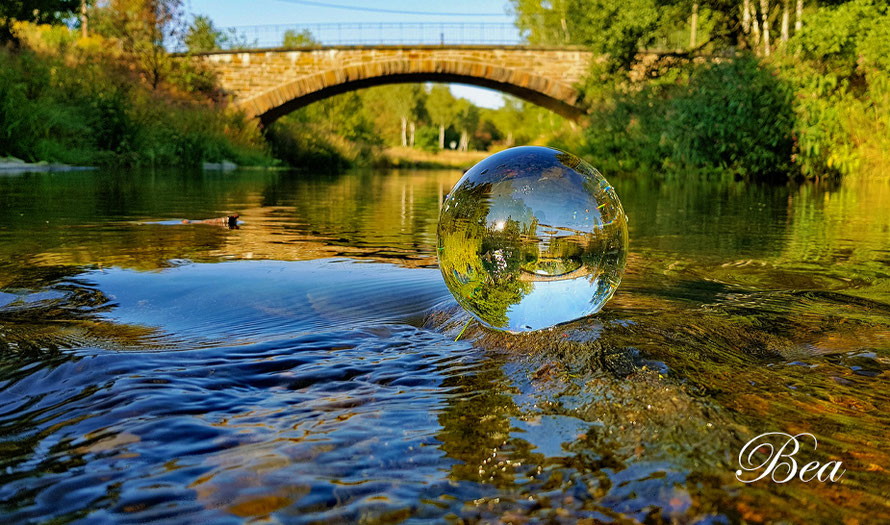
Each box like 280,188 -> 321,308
190,46 -> 596,123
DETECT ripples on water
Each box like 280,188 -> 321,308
1,169 -> 889,523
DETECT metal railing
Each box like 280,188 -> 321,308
174,21 -> 696,52
211,22 -> 523,49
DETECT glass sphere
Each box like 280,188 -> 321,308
437,146 -> 628,332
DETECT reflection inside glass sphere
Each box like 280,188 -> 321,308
437,146 -> 628,332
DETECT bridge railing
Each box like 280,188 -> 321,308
174,21 -> 694,52
188,22 -> 523,50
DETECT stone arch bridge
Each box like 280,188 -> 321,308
188,46 -> 596,125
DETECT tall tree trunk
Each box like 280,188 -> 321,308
560,0 -> 570,42
743,0 -> 752,33
408,121 -> 415,147
506,131 -> 514,147
690,3 -> 699,48
749,0 -> 762,53
760,0 -> 771,56
400,116 -> 407,147
795,0 -> 803,32
438,125 -> 445,150
781,0 -> 790,42
81,0 -> 88,38
459,130 -> 468,152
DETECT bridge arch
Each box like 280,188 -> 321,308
193,46 -> 594,125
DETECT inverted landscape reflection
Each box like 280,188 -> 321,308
1,168 -> 889,523
437,147 -> 628,332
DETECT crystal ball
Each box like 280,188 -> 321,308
437,146 -> 628,332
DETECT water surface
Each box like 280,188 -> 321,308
1,168 -> 889,523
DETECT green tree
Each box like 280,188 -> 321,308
511,0 -> 746,71
282,28 -> 317,47
487,98 -> 523,146
425,84 -> 458,150
0,0 -> 79,44
454,98 -> 480,151
377,84 -> 424,147
184,14 -> 224,52
509,0 -> 572,44
91,0 -> 184,89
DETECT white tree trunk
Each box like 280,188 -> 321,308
438,125 -> 445,150
506,131 -> 514,147
690,3 -> 699,48
400,116 -> 407,147
750,1 -> 761,53
795,0 -> 803,32
408,121 -> 415,147
760,0 -> 771,56
459,130 -> 468,151
81,0 -> 88,38
781,0 -> 790,42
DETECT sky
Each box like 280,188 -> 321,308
186,0 -> 518,108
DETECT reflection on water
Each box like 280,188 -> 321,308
1,168 -> 890,523
438,147 -> 628,331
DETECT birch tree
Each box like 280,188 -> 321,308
455,100 -> 480,152
750,0 -> 762,52
781,0 -> 790,43
759,0 -> 771,55
426,85 -> 458,150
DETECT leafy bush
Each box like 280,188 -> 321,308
582,84 -> 671,173
665,56 -> 795,179
265,119 -> 356,171
582,56 -> 795,178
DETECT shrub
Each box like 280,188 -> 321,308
665,56 -> 795,179
582,84 -> 671,173
582,56 -> 796,179
414,126 -> 440,153
264,119 -> 353,171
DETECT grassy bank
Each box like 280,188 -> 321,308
0,23 -> 271,168
381,147 -> 490,170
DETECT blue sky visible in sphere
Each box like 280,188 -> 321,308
187,0 -> 519,108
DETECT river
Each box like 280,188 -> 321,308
1,168 -> 889,523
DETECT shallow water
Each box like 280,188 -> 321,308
1,168 -> 889,523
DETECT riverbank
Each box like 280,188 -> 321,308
381,147 -> 490,170
0,23 -> 272,169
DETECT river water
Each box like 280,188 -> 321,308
0,168 -> 888,523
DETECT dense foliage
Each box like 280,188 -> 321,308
0,22 -> 269,166
0,0 -> 79,44
585,57 -> 796,177
514,0 -> 890,179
